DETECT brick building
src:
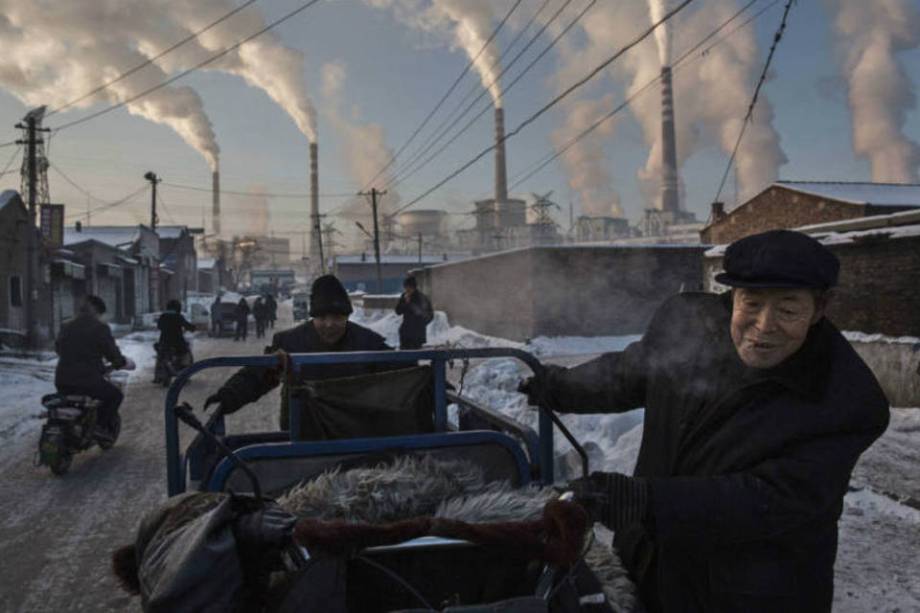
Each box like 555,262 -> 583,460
412,245 -> 706,340
0,191 -> 32,339
157,226 -> 201,305
700,181 -> 920,245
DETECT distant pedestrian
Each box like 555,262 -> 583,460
210,294 -> 221,336
265,293 -> 278,329
395,276 -> 433,350
234,297 -> 250,341
253,296 -> 267,339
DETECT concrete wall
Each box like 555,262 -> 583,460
414,245 -> 706,341
848,337 -> 920,407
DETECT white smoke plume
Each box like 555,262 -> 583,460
647,0 -> 673,66
823,0 -> 920,183
367,0 -> 504,107
321,60 -> 402,247
551,94 -> 623,217
549,0 -> 787,211
0,1 -> 220,170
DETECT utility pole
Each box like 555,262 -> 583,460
16,107 -> 50,348
144,171 -> 160,231
418,233 -> 423,264
313,212 -> 326,275
358,188 -> 386,293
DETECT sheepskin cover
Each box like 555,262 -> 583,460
278,455 -> 641,611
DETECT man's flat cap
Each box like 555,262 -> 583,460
715,229 -> 839,289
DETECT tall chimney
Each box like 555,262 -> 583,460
212,169 -> 221,236
660,66 -> 679,213
494,107 -> 508,205
309,142 -> 321,264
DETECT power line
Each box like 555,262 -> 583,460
393,0 -> 695,216
51,0 -> 324,133
361,0 -> 525,191
714,0 -> 795,203
386,0 -> 594,191
510,0 -> 773,191
161,181 -> 356,199
0,145 -> 22,179
64,184 -> 150,221
46,0 -> 258,117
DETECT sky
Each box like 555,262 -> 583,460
0,0 -> 918,252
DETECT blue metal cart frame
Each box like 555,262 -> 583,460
165,348 -> 557,496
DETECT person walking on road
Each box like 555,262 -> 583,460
395,276 -> 433,350
253,296 -> 267,339
520,230 -> 890,613
234,297 -> 250,342
265,293 -> 278,330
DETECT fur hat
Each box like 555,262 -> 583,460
310,275 -> 352,318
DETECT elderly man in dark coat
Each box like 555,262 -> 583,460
206,275 -> 392,425
395,275 -> 434,350
521,230 -> 889,612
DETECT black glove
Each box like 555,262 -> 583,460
517,365 -> 565,407
233,502 -> 297,554
568,472 -> 648,533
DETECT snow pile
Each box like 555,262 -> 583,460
843,331 -> 920,346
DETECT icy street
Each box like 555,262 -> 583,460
0,304 -> 918,611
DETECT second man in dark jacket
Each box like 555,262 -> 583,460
395,276 -> 433,350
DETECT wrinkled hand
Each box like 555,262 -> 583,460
234,503 -> 297,554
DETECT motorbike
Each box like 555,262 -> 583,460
36,369 -> 127,476
154,342 -> 194,387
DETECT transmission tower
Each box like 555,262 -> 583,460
530,191 -> 559,227
19,107 -> 50,206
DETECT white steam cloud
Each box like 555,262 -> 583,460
0,1 -> 220,170
647,0 -> 673,66
824,0 -> 920,183
367,0 -> 504,107
550,0 -> 787,211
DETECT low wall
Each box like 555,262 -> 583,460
413,245 -> 706,341
362,294 -> 400,310
847,335 -> 920,407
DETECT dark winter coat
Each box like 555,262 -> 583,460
216,320 -> 393,416
253,299 -> 267,322
395,290 -> 433,348
543,292 -> 889,613
54,313 -> 127,388
265,295 -> 278,320
157,311 -> 195,351
235,299 -> 250,323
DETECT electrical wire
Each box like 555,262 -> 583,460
392,0 -> 695,215
386,0 -> 586,191
509,0 -> 774,191
51,0 -> 323,133
46,0 -> 258,117
64,184 -> 150,221
360,0 -> 525,191
714,0 -> 795,204
162,181 -> 356,199
0,145 -> 22,179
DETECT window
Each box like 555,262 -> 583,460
10,275 -> 22,307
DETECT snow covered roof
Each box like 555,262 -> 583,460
0,190 -> 22,211
64,225 -> 143,248
335,255 -> 447,265
705,222 -> 920,257
776,181 -> 920,207
156,226 -> 187,239
198,257 -> 216,269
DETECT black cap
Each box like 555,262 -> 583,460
309,274 -> 353,318
403,275 -> 417,289
85,295 -> 107,315
715,229 -> 839,289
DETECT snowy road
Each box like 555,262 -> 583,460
0,313 -> 286,612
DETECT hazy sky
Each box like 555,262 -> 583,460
0,0 -> 918,249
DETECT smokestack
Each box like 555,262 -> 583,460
660,66 -> 679,213
494,108 -> 508,204
309,142 -> 321,262
212,170 -> 221,236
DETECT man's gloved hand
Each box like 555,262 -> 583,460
567,471 -> 648,533
204,389 -> 240,415
233,502 -> 297,555
517,365 -> 565,407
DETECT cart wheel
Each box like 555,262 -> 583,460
49,451 -> 73,476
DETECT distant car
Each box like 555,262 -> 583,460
292,292 -> 309,321
186,303 -> 211,331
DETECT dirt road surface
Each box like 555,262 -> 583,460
0,312 -> 288,612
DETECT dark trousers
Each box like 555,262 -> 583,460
399,337 -> 425,350
57,379 -> 123,430
255,318 -> 266,339
235,319 -> 248,340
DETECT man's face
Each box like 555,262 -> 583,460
312,314 -> 348,346
404,284 -> 415,296
730,287 -> 824,369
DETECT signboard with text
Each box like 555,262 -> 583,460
40,203 -> 64,248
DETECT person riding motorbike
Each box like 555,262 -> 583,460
155,299 -> 195,381
54,295 -> 136,441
